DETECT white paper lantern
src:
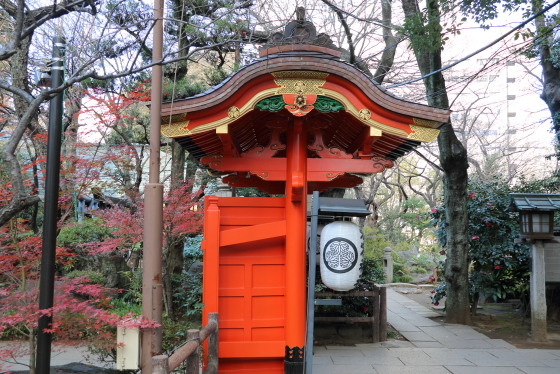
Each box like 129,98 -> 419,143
320,221 -> 363,291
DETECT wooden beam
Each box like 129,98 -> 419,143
347,126 -> 381,157
216,124 -> 242,156
202,155 -> 393,181
220,220 -> 286,247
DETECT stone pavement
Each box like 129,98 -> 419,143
0,342 -> 106,373
312,288 -> 560,374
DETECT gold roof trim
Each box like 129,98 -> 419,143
413,117 -> 440,128
160,87 -> 438,142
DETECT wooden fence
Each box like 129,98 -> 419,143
152,312 -> 218,374
315,284 -> 387,343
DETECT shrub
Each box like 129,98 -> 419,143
66,270 -> 106,285
429,178 -> 544,306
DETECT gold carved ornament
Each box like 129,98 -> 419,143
413,117 -> 440,128
272,71 -> 328,95
407,125 -> 440,142
228,106 -> 241,119
161,121 -> 191,137
358,109 -> 371,121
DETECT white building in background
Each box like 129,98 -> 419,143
440,24 -> 556,180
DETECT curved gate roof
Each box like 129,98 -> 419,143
159,12 -> 450,184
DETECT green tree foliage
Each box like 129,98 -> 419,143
430,177 -> 556,306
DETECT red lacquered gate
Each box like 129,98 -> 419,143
202,196 -> 288,373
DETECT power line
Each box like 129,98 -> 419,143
385,0 -> 560,89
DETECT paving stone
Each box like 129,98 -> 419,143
457,331 -> 491,340
465,355 -> 546,367
542,359 -> 560,368
518,368 -> 560,374
402,354 -> 475,366
373,365 -> 452,374
417,312 -> 441,317
486,339 -> 516,349
312,356 -> 333,364
457,339 -> 495,349
312,364 -> 378,373
326,345 -> 358,350
423,349 -> 497,360
443,324 -> 478,332
411,341 -> 446,348
489,350 -> 560,360
419,326 -> 460,341
332,356 -> 404,366
378,341 -> 417,348
314,349 -> 365,357
388,315 -> 422,332
445,366 -> 526,374
400,331 -> 437,342
400,317 -> 441,327
354,343 -> 390,349
389,321 -> 422,332
540,349 -> 560,357
372,349 -> 431,360
439,340 -> 481,349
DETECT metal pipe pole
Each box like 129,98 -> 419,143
305,191 -> 320,373
141,0 -> 164,372
36,36 -> 66,374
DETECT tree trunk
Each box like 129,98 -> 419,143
373,0 -> 401,84
533,1 -> 560,157
401,0 -> 470,324
164,140 -> 187,320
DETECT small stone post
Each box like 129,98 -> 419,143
215,178 -> 233,197
383,247 -> 393,283
530,240 -> 547,342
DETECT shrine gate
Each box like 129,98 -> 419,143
160,11 -> 450,374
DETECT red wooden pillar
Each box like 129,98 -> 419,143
285,117 -> 307,348
203,196 -> 220,315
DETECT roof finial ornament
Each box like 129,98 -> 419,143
263,7 -> 338,50
296,6 -> 305,22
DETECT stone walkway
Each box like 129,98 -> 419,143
312,289 -> 560,374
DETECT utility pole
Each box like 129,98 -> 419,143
36,36 -> 66,374
141,0 -> 164,372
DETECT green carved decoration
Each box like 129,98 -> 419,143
314,96 -> 345,113
255,95 -> 285,112
255,95 -> 345,113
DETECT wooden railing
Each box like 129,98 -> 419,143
315,285 -> 387,343
152,313 -> 218,374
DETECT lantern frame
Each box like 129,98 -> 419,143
305,191 -> 371,373
519,211 -> 554,239
509,193 -> 560,240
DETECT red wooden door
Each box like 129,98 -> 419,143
202,196 -> 287,373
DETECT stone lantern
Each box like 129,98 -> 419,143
508,193 -> 560,342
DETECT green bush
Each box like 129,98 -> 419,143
362,226 -> 391,259
174,235 -> 204,319
393,275 -> 414,283
429,177 -> 548,305
66,270 -> 106,285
